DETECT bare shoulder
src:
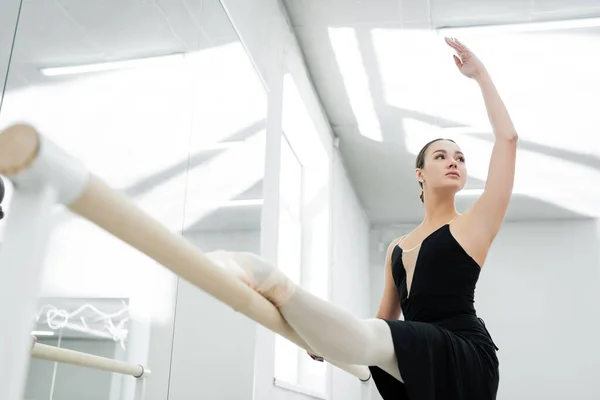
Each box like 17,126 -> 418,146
449,215 -> 496,267
377,236 -> 404,320
385,236 -> 404,262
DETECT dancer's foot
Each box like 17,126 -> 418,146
206,251 -> 296,307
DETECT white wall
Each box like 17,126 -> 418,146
369,219 -> 600,400
477,220 -> 600,400
25,338 -> 119,400
0,0 -> 20,110
168,230 -> 260,400
330,151 -> 372,400
0,0 -> 20,241
219,1 -> 375,399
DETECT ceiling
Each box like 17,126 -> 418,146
6,0 -> 236,87
0,0 -> 267,233
2,0 -> 600,236
283,0 -> 600,224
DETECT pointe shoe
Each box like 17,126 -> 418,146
206,251 -> 296,307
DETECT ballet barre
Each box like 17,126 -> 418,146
0,124 -> 371,400
31,342 -> 149,378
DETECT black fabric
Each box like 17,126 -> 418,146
369,224 -> 499,400
0,176 -> 4,220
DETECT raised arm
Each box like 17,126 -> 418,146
376,238 -> 402,320
446,38 -> 518,249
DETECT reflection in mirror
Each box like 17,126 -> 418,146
26,298 -> 129,400
0,0 -> 266,399
0,0 -> 21,113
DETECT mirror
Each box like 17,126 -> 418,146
0,0 -> 20,113
0,0 -> 267,399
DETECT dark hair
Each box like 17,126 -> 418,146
415,138 -> 456,203
0,176 -> 4,220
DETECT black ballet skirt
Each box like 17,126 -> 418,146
369,224 -> 499,400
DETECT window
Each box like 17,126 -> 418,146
273,73 -> 330,397
273,133 -> 303,385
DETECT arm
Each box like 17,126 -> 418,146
376,239 -> 402,320
469,71 -> 518,240
446,38 -> 518,247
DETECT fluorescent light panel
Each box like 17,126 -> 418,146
437,16 -> 600,35
440,126 -> 492,135
220,199 -> 263,207
328,27 -> 383,141
40,53 -> 185,76
197,141 -> 244,151
31,330 -> 55,337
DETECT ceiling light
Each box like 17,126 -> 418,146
437,17 -> 600,35
40,53 -> 185,76
197,141 -> 244,151
31,330 -> 55,337
220,199 -> 263,207
328,27 -> 383,142
440,126 -> 492,135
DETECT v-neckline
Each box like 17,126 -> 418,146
396,224 -> 449,299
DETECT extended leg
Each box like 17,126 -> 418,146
207,251 -> 403,381
280,286 -> 402,381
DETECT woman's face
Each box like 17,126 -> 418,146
417,139 -> 467,195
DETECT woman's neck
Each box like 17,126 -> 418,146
422,192 -> 458,226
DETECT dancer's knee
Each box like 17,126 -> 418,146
361,319 -> 394,360
362,319 -> 403,381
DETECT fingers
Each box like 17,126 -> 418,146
445,37 -> 465,70
444,37 -> 467,53
444,36 -> 459,50
453,54 -> 463,69
453,37 -> 467,52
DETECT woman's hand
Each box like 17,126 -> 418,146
445,37 -> 487,80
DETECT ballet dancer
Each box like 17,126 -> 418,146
208,37 -> 517,400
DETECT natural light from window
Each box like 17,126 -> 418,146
328,27 -> 383,142
0,41 -> 269,322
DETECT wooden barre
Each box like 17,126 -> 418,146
0,124 -> 371,382
31,343 -> 148,378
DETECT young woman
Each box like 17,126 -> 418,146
208,37 -> 517,400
